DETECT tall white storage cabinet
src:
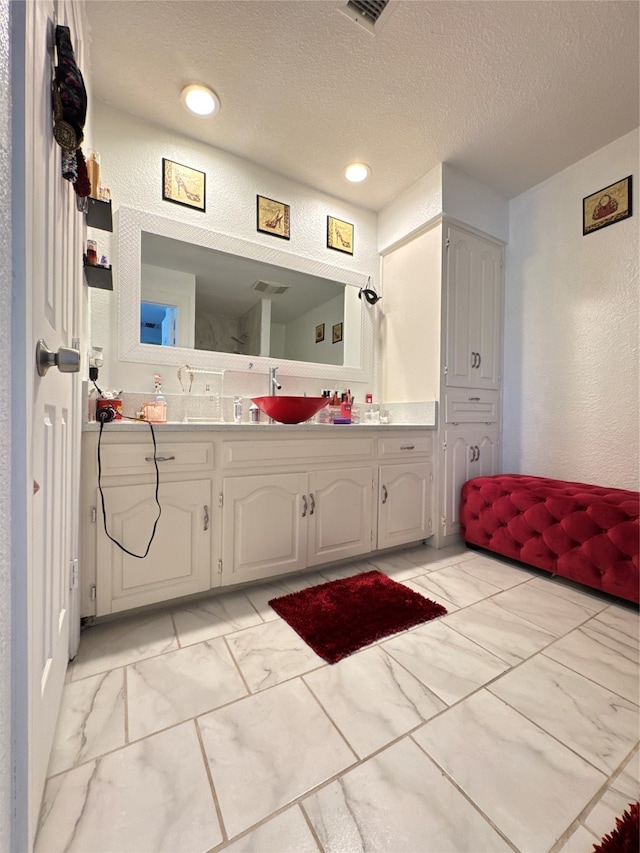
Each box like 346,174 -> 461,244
381,219 -> 504,546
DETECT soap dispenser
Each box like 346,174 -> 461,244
143,374 -> 168,423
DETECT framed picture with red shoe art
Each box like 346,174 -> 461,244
162,158 -> 206,211
583,175 -> 632,235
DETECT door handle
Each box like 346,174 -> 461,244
302,494 -> 307,518
382,485 -> 388,504
309,492 -> 315,515
36,339 -> 81,376
475,445 -> 480,461
203,505 -> 209,531
476,352 -> 481,368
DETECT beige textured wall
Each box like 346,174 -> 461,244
503,129 -> 639,489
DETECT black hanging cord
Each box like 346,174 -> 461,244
97,418 -> 162,558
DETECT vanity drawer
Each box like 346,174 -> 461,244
444,390 -> 499,424
377,434 -> 433,458
98,441 -> 214,477
223,437 -> 374,469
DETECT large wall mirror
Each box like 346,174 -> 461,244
116,207 -> 373,382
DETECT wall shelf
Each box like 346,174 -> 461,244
86,197 -> 113,231
84,262 -> 113,291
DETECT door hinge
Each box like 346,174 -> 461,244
90,506 -> 97,523
442,440 -> 447,450
90,584 -> 96,601
69,559 -> 79,590
441,516 -> 446,528
444,365 -> 448,375
445,237 -> 450,248
218,493 -> 223,507
218,559 -> 223,574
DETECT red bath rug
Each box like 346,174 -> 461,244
269,570 -> 447,663
593,802 -> 639,853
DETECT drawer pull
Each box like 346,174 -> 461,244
309,492 -> 315,515
145,455 -> 176,463
382,485 -> 388,504
203,505 -> 209,532
302,494 -> 307,518
400,444 -> 415,451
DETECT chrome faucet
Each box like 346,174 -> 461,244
269,366 -> 282,395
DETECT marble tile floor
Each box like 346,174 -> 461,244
35,545 -> 639,853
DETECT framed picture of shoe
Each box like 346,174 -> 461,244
327,216 -> 354,255
583,175 -> 632,235
257,195 -> 290,240
162,158 -> 206,212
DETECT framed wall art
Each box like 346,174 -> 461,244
583,175 -> 632,235
327,216 -> 354,255
315,323 -> 325,343
257,195 -> 290,240
332,322 -> 343,344
162,158 -> 206,211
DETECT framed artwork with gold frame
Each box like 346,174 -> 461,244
327,216 -> 354,255
332,322 -> 343,344
583,175 -> 632,235
315,323 -> 325,343
257,195 -> 290,240
162,158 -> 206,211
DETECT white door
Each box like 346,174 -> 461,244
443,429 -> 500,537
378,463 -> 433,549
16,2 -> 84,846
222,473 -> 307,584
307,467 -> 374,566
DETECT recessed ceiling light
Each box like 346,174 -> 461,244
344,162 -> 371,183
180,84 -> 220,117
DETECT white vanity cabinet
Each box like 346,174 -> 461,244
442,427 -> 499,538
80,426 -> 435,619
83,435 -> 215,616
444,224 -> 502,391
219,436 -> 376,586
376,435 -> 433,549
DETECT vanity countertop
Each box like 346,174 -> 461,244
83,420 -> 437,432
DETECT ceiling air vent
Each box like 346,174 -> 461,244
252,280 -> 290,295
338,0 -> 394,34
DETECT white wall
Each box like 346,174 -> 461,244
0,1 -> 11,846
503,128 -> 639,489
88,103 -> 379,401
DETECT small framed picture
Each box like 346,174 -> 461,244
315,323 -> 325,343
162,158 -> 205,211
583,175 -> 632,235
327,216 -> 354,254
257,195 -> 290,240
332,322 -> 343,344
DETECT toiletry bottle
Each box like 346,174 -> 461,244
233,396 -> 243,424
86,150 -> 101,199
144,374 -> 167,422
249,402 -> 260,423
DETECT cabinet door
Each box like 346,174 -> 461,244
222,473 -> 307,585
442,429 -> 499,538
445,226 -> 502,390
378,463 -> 432,550
96,479 -> 211,616
307,467 -> 373,567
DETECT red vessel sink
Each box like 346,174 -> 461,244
251,396 -> 328,424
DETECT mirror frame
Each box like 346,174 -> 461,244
116,206 -> 373,382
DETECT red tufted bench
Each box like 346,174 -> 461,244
460,475 -> 639,603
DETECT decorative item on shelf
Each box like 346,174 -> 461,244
332,322 -> 343,344
162,158 -> 206,212
583,175 -> 632,235
257,195 -> 290,240
327,216 -> 354,255
315,323 -> 325,343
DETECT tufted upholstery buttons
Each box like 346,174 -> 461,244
460,474 -> 639,603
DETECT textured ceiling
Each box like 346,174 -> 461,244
83,0 -> 639,211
